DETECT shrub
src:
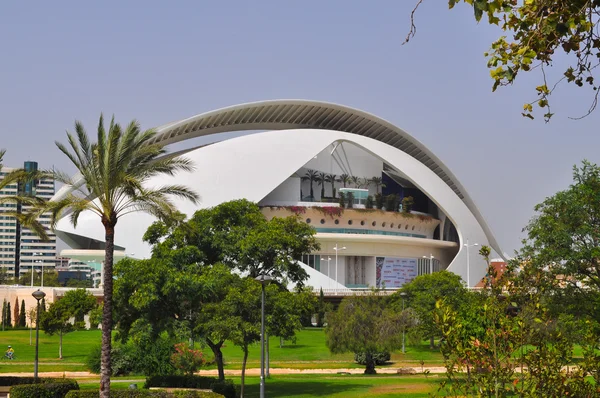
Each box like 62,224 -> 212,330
144,375 -> 216,390
0,377 -> 77,386
354,352 -> 391,365
144,375 -> 234,398
10,380 -> 79,398
385,194 -> 398,212
401,196 -> 414,213
338,192 -> 346,208
171,343 -> 206,376
86,343 -> 138,376
365,195 -> 374,209
375,193 -> 383,210
209,379 -> 236,398
66,392 -> 224,398
66,392 -> 168,398
346,192 -> 354,209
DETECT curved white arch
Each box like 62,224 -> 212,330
55,129 -> 495,286
148,100 -> 503,258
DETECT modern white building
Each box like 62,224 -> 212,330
53,100 -> 504,290
0,161 -> 56,279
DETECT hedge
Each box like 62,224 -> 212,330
10,380 -> 79,398
144,375 -> 215,389
65,391 -> 223,397
0,377 -> 77,386
144,376 -> 235,398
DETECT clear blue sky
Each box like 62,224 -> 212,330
1,1 -> 597,255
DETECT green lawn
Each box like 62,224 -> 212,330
0,328 -> 444,373
74,375 -> 444,397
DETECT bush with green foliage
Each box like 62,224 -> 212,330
365,195 -> 374,209
144,375 -> 217,390
66,392 -> 169,398
144,375 -> 234,398
65,392 -> 223,398
346,192 -> 354,209
401,196 -> 414,213
10,380 -> 79,398
0,377 -> 78,386
354,352 -> 390,365
374,193 -> 383,210
384,194 -> 397,212
207,380 -> 235,398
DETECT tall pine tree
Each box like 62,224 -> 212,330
13,298 -> 19,328
1,299 -> 6,330
19,299 -> 26,327
40,297 -> 46,313
5,302 -> 11,328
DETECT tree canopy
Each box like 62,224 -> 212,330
325,294 -> 406,374
407,1 -> 600,121
390,271 -> 467,348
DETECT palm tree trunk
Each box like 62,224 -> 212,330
240,346 -> 249,398
100,222 -> 115,398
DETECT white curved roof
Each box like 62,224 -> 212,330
149,100 -> 503,257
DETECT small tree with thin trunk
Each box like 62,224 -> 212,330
32,115 -> 199,397
41,300 -> 73,359
326,294 -> 405,374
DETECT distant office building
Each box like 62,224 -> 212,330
0,161 -> 56,279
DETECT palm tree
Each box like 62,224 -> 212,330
370,176 -> 386,194
316,172 -> 326,199
304,169 -> 318,201
34,116 -> 199,397
339,173 -> 351,188
350,176 -> 361,188
324,173 -> 337,198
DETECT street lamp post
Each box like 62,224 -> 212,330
255,274 -> 273,398
320,257 -> 331,289
464,239 -> 479,287
400,292 -> 407,354
422,254 -> 435,275
32,289 -> 46,382
333,244 -> 346,292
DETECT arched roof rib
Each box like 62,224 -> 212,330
151,101 -> 463,198
149,100 -> 503,258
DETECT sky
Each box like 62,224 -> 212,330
0,1 -> 598,256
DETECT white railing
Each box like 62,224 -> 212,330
315,288 -> 396,296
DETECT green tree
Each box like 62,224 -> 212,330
406,1 -> 600,121
89,304 -> 103,330
339,173 -> 350,188
514,160 -> 600,322
324,173 -> 337,198
316,171 -> 326,199
391,271 -> 466,348
13,298 -> 19,329
30,115 -> 199,397
370,176 -> 385,194
5,302 -> 11,328
0,267 -> 9,285
19,299 -> 26,327
40,297 -> 46,313
304,169 -> 318,201
326,294 -> 405,374
316,288 -> 325,327
222,278 -> 261,398
1,299 -> 6,330
41,300 -> 73,359
18,271 -> 60,287
59,289 -> 97,327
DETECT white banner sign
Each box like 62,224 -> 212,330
376,257 -> 418,288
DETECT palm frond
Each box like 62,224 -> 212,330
4,210 -> 49,241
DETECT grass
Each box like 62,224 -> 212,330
72,374 -> 444,397
0,328 -> 444,374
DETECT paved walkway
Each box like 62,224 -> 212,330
0,366 -> 447,378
